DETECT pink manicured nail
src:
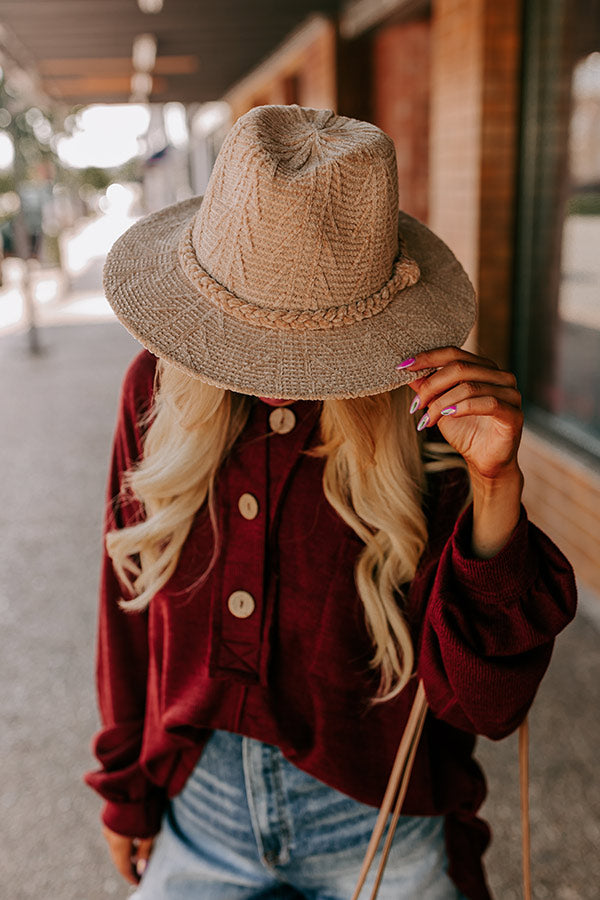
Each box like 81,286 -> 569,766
416,413 -> 430,431
410,396 -> 420,415
395,358 -> 415,370
136,859 -> 147,877
441,406 -> 456,416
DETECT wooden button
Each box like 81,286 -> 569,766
238,493 -> 259,520
269,407 -> 296,434
227,590 -> 255,619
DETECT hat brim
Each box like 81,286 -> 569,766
103,196 -> 476,399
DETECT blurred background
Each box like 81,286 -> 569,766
0,0 -> 598,897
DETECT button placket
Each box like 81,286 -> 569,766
208,399 -> 322,685
208,407 -> 269,683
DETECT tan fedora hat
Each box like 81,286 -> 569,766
103,104 -> 476,399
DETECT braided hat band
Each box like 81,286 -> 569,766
103,105 -> 476,399
177,215 -> 421,332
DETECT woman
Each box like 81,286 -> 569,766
85,105 -> 576,899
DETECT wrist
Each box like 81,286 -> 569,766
468,461 -> 524,499
469,463 -> 524,559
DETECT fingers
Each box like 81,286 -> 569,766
396,346 -> 499,375
415,382 -> 522,430
395,347 -> 521,427
134,837 -> 155,879
102,825 -> 154,885
417,394 -> 524,433
102,826 -> 138,885
409,363 -> 517,409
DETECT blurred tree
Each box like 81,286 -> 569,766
78,166 -> 112,192
0,171 -> 16,194
1,73 -> 144,265
0,72 -> 59,259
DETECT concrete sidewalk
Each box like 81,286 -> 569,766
0,320 -> 598,900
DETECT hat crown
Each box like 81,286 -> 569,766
192,105 -> 400,312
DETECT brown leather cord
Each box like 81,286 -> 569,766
352,681 -> 532,900
370,685 -> 429,898
350,681 -> 427,900
520,717 -> 532,900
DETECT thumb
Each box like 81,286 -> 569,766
133,837 -> 155,879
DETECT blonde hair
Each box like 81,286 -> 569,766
108,359 -> 467,701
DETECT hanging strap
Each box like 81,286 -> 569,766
519,716 -> 531,900
351,680 -> 532,900
350,681 -> 428,900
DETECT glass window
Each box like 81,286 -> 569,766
516,0 -> 600,457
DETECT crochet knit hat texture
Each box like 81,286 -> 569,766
103,104 -> 476,399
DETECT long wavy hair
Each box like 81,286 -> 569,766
107,359 -> 467,701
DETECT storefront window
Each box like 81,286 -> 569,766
516,0 -> 600,456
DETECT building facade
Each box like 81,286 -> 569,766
218,0 -> 600,602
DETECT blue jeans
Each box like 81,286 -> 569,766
132,730 -> 466,900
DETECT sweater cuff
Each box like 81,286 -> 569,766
101,794 -> 165,839
450,502 -> 535,603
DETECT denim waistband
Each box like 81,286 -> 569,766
132,729 -> 465,900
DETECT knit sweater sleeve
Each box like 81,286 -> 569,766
84,350 -> 166,838
415,480 -> 577,740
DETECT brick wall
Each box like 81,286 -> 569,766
520,429 -> 600,595
298,24 -> 337,109
429,0 -> 484,292
224,16 -> 336,122
478,1 -> 522,367
372,20 -> 430,222
428,0 -> 521,368
336,33 -> 372,122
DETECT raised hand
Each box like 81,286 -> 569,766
397,347 -> 523,480
396,347 -> 525,558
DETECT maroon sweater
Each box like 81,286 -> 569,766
85,349 -> 577,899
